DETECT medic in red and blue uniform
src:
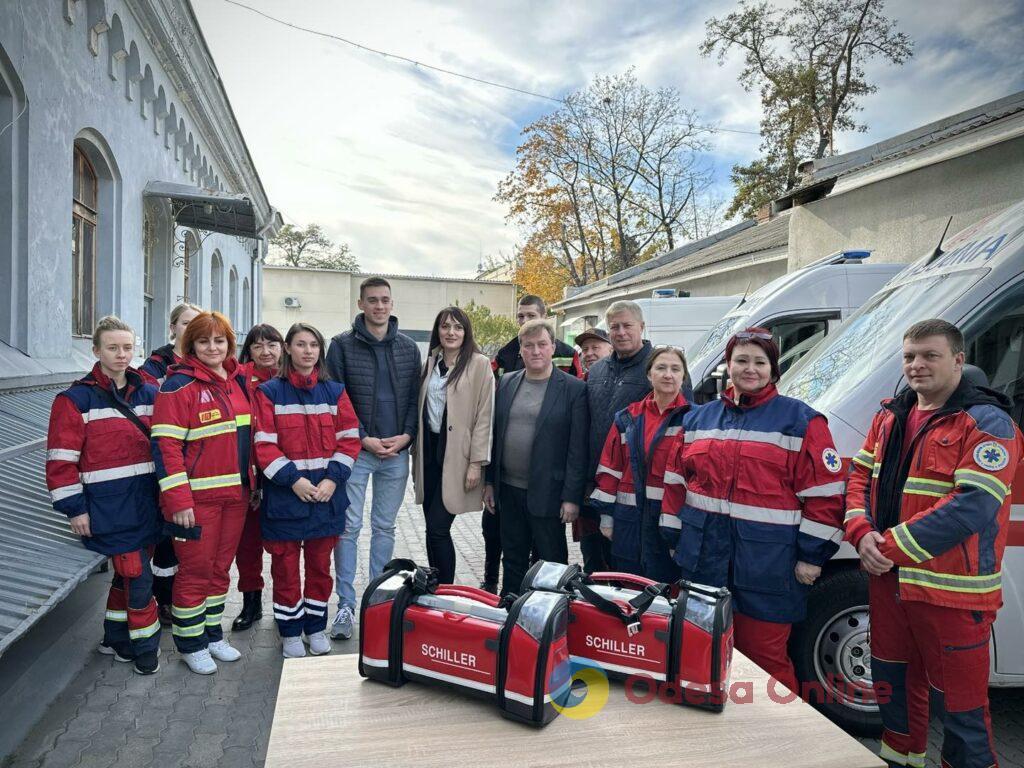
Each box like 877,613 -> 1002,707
661,336 -> 845,693
590,390 -> 689,582
252,368 -> 361,642
46,363 -> 163,667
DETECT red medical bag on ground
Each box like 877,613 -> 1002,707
520,561 -> 734,712
359,559 -> 572,726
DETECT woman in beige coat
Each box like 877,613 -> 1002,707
413,306 -> 494,584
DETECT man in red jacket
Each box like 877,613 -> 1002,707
845,319 -> 1023,768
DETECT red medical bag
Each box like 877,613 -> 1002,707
359,559 -> 572,726
520,561 -> 734,712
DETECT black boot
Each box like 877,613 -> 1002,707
231,591 -> 262,631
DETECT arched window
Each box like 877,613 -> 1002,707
229,266 -> 239,329
242,277 -> 251,331
210,250 -> 223,312
0,43 -> 28,351
72,146 -> 98,336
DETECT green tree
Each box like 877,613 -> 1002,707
701,0 -> 913,218
457,300 -> 517,356
269,223 -> 359,271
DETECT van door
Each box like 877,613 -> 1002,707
960,276 -> 1024,677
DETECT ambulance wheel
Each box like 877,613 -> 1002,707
790,567 -> 882,737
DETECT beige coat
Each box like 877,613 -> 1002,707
413,351 -> 494,515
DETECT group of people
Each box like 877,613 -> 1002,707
44,276 -> 1020,768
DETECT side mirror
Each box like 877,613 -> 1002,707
712,362 -> 728,396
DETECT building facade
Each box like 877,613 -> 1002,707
0,0 -> 278,388
263,265 -> 516,350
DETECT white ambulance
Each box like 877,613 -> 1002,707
778,201 -> 1024,734
687,250 -> 906,403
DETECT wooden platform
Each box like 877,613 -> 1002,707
265,653 -> 884,768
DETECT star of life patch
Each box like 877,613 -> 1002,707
973,441 -> 1009,471
822,448 -> 842,474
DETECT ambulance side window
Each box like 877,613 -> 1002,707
964,279 -> 1024,427
770,315 -> 837,375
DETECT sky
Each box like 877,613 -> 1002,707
193,0 -> 1024,278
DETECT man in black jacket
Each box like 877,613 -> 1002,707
484,320 -> 589,596
482,294 -> 582,591
582,300 -> 653,572
324,277 -> 422,640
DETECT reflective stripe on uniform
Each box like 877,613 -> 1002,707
645,486 -> 664,501
891,523 -> 932,564
47,449 -> 81,462
903,476 -> 954,498
254,431 -> 278,444
685,490 -> 801,525
844,507 -> 866,523
663,470 -> 686,487
188,473 -> 242,491
294,457 -> 329,470
331,452 -> 356,468
590,489 -> 616,504
235,414 -> 251,427
664,426 -> 681,437
336,428 -> 360,439
186,421 -> 236,441
274,403 -> 337,416
151,423 -> 188,440
798,518 -> 844,543
685,428 -> 803,452
616,491 -> 636,506
898,567 -> 1002,594
104,610 -> 128,622
796,480 -> 846,498
129,620 -> 161,640
159,472 -> 189,492
172,603 -> 206,618
659,513 -> 681,530
81,408 -> 122,423
596,464 -> 623,479
264,456 -> 291,479
954,468 -> 1009,504
80,462 -> 155,484
133,404 -> 154,417
851,449 -> 874,470
172,623 -> 206,637
51,482 -> 84,502
552,357 -> 574,367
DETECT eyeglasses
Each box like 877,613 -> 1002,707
734,331 -> 773,341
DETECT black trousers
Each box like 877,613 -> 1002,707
482,504 -> 501,585
421,428 -> 457,584
151,536 -> 178,607
579,529 -> 613,575
498,483 -> 568,597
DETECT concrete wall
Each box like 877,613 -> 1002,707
263,266 -> 517,342
787,135 -> 1024,270
0,1 -> 266,383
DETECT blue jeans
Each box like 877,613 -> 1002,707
333,449 -> 410,610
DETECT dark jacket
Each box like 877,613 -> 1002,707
487,367 -> 589,516
325,314 -> 422,440
585,341 -> 654,480
493,337 -> 583,379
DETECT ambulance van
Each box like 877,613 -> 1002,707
778,201 -> 1024,734
688,250 -> 906,403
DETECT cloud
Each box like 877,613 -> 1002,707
195,0 -> 1024,277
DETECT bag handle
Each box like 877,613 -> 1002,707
588,572 -> 659,590
570,574 -> 670,637
434,585 -> 502,607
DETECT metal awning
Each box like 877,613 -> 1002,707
143,181 -> 261,238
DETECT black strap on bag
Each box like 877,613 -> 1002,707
95,386 -> 150,437
570,575 -> 670,636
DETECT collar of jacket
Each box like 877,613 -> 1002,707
882,376 -> 1013,419
286,367 -> 319,390
722,381 -> 778,410
152,343 -> 178,366
173,355 -> 241,385
612,340 -> 652,369
353,313 -> 398,345
80,362 -> 145,397
248,362 -> 277,384
638,390 -> 688,418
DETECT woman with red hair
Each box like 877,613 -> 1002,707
661,328 -> 846,694
152,311 -> 254,674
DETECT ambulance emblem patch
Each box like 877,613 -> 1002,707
974,441 -> 1009,471
822,448 -> 842,474
199,409 -> 222,424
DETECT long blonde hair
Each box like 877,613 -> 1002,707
168,302 -> 202,341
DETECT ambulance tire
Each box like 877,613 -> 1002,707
789,567 -> 882,737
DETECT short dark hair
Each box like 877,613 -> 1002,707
239,323 -> 284,364
359,276 -> 391,298
518,294 -> 546,314
725,327 -> 781,382
904,319 -> 964,355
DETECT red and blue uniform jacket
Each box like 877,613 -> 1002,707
151,356 -> 254,516
845,381 -> 1023,611
45,364 -> 161,555
661,384 -> 845,623
589,392 -> 689,564
252,368 -> 361,542
140,344 -> 179,385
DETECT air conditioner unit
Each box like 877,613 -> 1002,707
283,296 -> 301,308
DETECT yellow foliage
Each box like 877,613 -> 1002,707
513,246 -> 571,307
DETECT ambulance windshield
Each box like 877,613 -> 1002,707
779,270 -> 985,415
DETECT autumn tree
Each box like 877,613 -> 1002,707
268,223 -> 359,271
701,0 -> 913,218
456,300 -> 518,356
496,70 -> 715,294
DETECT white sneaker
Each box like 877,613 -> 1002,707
208,639 -> 241,662
98,643 -> 132,663
305,631 -> 331,656
330,606 -> 354,640
282,636 -> 306,659
181,649 -> 217,675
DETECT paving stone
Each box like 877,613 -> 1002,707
113,736 -> 160,767
36,738 -> 88,768
183,733 -> 226,768
219,746 -> 257,768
